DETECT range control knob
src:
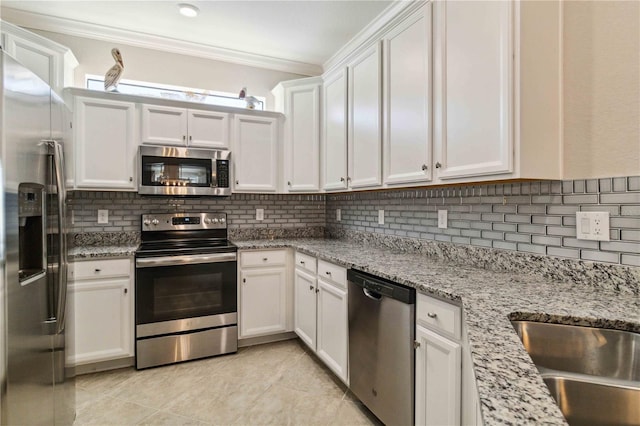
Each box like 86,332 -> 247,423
203,218 -> 212,225
143,219 -> 151,226
151,219 -> 159,226
212,218 -> 220,224
220,217 -> 226,224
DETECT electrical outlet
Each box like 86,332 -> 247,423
256,208 -> 264,221
336,209 -> 341,222
438,210 -> 448,229
378,209 -> 384,225
97,209 -> 108,224
576,212 -> 610,241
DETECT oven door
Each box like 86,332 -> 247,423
135,252 -> 237,337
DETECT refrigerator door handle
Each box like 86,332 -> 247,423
44,139 -> 68,334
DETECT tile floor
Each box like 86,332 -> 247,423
74,339 -> 381,425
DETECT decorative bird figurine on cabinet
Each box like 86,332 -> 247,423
104,48 -> 124,92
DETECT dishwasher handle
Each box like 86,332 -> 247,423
347,269 -> 415,304
363,288 -> 382,301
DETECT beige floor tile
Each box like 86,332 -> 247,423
76,368 -> 136,395
136,410 -> 209,426
73,395 -> 156,426
278,352 -> 347,399
333,401 -> 383,426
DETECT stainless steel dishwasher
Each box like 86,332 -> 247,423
348,269 -> 416,426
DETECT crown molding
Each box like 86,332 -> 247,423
1,7 -> 322,76
322,0 -> 424,75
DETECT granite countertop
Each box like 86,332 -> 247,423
69,244 -> 139,259
69,238 -> 640,425
234,239 -> 640,425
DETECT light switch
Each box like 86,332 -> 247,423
97,209 -> 108,224
438,210 -> 448,229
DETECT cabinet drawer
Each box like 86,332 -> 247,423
317,260 -> 347,289
240,250 -> 287,268
71,258 -> 131,281
417,293 -> 461,340
295,252 -> 317,274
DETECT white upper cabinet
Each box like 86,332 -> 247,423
322,68 -> 349,191
383,3 -> 433,186
348,43 -> 383,189
232,114 -> 280,192
273,78 -> 322,192
73,96 -> 137,190
141,104 -> 229,148
433,0 -> 561,182
1,21 -> 78,96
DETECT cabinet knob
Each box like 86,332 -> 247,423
325,271 -> 331,276
421,164 -> 428,171
129,176 -> 133,182
183,135 -> 186,141
309,285 -> 314,291
300,260 -> 305,265
94,269 -> 101,273
235,180 -> 239,185
124,288 -> 128,294
189,135 -> 192,141
340,177 -> 345,182
315,288 -> 319,293
242,278 -> 246,283
263,257 -> 268,261
287,181 -> 291,186
435,162 -> 442,169
427,312 -> 438,319
414,340 -> 421,349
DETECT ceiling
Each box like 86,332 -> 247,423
1,0 -> 394,75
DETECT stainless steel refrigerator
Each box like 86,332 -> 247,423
0,51 -> 75,424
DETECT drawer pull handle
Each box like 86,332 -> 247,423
300,260 -> 305,264
427,312 -> 437,319
94,269 -> 101,273
263,258 -> 268,261
325,271 -> 331,275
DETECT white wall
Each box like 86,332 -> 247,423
563,0 -> 640,179
31,29 -> 306,109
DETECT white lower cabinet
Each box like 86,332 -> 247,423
293,252 -> 349,384
415,293 -> 463,426
239,249 -> 291,338
415,325 -> 461,426
68,258 -> 134,366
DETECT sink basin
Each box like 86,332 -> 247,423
511,321 -> 640,426
511,321 -> 640,381
543,375 -> 640,426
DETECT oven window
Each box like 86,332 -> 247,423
141,156 -> 212,187
136,261 -> 237,324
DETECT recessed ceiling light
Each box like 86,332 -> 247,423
178,3 -> 199,18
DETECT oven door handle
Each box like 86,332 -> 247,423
136,252 -> 237,268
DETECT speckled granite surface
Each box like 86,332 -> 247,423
235,238 -> 640,426
71,231 -> 140,248
69,244 -> 138,259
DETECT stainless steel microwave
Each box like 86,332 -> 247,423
138,145 -> 231,196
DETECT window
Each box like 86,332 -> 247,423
85,75 -> 265,110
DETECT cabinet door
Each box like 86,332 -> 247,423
322,68 -> 349,190
383,4 -> 433,185
233,114 -> 279,192
240,268 -> 287,337
285,84 -> 320,192
3,32 -> 56,88
348,43 -> 382,189
433,1 -> 513,179
316,278 -> 348,384
294,268 -> 317,350
415,325 -> 461,426
74,97 -> 137,189
69,277 -> 132,365
141,104 -> 188,145
187,109 -> 229,149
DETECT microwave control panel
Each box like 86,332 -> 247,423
216,160 -> 230,188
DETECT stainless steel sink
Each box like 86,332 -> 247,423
511,321 -> 640,426
543,375 -> 640,426
511,320 -> 640,381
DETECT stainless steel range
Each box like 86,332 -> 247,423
135,212 -> 237,369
